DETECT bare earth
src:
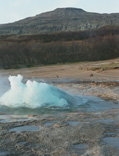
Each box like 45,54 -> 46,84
0,58 -> 119,81
0,59 -> 119,156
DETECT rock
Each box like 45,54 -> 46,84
90,74 -> 93,77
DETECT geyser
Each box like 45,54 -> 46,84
0,75 -> 85,109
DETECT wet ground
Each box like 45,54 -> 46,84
0,81 -> 119,156
0,109 -> 119,156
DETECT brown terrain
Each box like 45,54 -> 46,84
0,58 -> 119,81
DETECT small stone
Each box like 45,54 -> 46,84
90,74 -> 93,76
53,124 -> 62,128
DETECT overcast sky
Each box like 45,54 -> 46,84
0,0 -> 119,24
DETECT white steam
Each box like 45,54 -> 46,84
0,75 -> 83,108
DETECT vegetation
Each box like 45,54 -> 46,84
0,26 -> 119,69
89,62 -> 119,71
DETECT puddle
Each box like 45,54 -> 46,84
96,118 -> 116,123
0,115 -> 36,123
44,121 -> 60,127
0,151 -> 9,156
102,137 -> 119,149
44,122 -> 54,127
72,144 -> 87,150
9,125 -> 40,133
67,121 -> 80,126
72,144 -> 87,154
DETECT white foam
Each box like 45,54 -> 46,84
0,75 -> 83,108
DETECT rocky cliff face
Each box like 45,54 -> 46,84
0,8 -> 119,35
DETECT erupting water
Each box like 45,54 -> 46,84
0,75 -> 118,115
0,75 -> 85,109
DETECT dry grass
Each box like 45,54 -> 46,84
89,62 -> 119,71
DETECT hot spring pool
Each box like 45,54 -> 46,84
0,75 -> 119,115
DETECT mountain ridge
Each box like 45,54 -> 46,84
0,7 -> 119,35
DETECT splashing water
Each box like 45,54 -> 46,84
0,75 -> 85,109
0,75 -> 118,115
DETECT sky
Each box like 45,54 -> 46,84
0,0 -> 119,24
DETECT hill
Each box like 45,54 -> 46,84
0,26 -> 119,69
0,8 -> 119,35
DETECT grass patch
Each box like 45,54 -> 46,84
90,62 -> 119,71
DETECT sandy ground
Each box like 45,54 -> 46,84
0,58 -> 119,82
